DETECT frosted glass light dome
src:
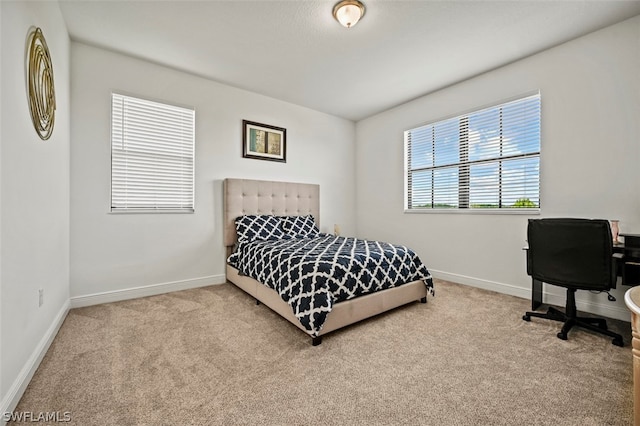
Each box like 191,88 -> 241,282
333,0 -> 366,28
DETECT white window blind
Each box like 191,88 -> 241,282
404,93 -> 540,211
111,93 -> 195,212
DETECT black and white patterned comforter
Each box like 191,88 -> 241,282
228,234 -> 433,336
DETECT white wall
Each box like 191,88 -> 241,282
70,43 -> 356,300
355,15 -> 640,320
0,0 -> 70,413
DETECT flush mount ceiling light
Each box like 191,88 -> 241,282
333,0 -> 366,28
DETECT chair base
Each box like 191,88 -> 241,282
522,288 -> 624,347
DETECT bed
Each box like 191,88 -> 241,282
224,178 -> 433,345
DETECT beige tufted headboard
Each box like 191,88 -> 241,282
224,178 -> 320,248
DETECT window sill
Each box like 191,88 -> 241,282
404,208 -> 540,215
109,209 -> 195,214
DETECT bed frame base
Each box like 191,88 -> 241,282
226,264 -> 428,345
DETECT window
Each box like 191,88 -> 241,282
111,93 -> 195,212
404,93 -> 540,212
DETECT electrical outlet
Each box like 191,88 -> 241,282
38,288 -> 44,307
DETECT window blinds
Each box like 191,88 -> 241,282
405,93 -> 540,211
111,93 -> 195,212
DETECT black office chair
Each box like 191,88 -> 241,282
522,218 -> 623,346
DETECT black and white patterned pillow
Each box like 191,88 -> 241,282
235,215 -> 286,243
281,215 -> 319,238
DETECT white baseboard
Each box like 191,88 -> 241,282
0,300 -> 69,425
70,274 -> 226,308
430,269 -> 631,322
430,269 -> 530,299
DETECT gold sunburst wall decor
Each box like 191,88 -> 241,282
27,27 -> 56,140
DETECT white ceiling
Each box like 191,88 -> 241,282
58,0 -> 640,121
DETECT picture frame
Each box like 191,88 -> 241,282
242,120 -> 286,163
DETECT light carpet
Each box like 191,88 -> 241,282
11,279 -> 633,425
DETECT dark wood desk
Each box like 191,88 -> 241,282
527,239 -> 640,311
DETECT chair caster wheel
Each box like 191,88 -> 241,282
522,315 -> 531,322
557,332 -> 567,340
613,338 -> 624,347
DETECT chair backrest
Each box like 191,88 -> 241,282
527,218 -> 614,290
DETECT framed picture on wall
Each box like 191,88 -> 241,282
242,120 -> 286,163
